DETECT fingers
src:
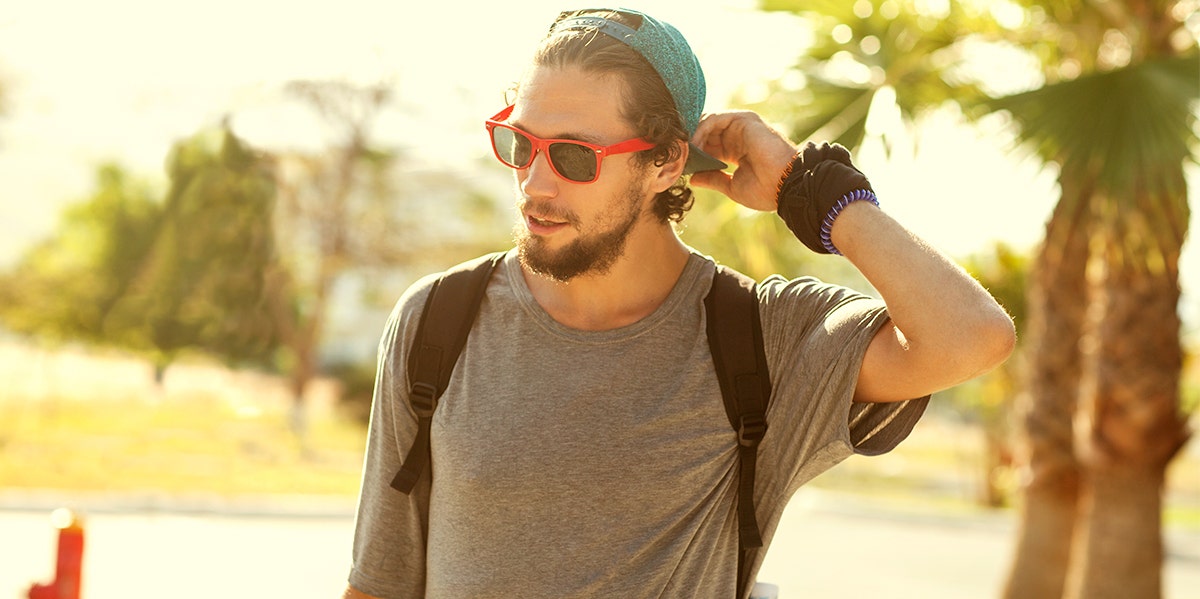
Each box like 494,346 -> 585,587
697,112 -> 796,169
691,110 -> 753,163
689,111 -> 796,212
690,169 -> 733,195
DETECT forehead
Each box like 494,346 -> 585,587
510,65 -> 634,142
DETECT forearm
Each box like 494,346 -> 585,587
830,201 -> 1016,402
690,112 -> 1014,400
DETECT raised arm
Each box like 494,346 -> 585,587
691,111 -> 1015,403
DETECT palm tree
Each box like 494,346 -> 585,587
755,1 -> 1198,597
755,0 -> 994,151
985,3 -> 1197,596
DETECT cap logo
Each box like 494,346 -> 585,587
557,16 -> 637,43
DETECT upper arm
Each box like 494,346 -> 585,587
342,585 -> 382,599
347,286 -> 435,597
853,319 -> 919,403
854,310 -> 1016,403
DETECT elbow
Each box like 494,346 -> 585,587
971,307 -> 1017,374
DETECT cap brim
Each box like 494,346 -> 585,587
684,143 -> 727,174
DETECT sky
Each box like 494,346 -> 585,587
0,0 -> 1197,320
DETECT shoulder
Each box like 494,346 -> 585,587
753,273 -> 888,360
379,252 -> 510,357
756,274 -> 883,320
756,273 -> 869,306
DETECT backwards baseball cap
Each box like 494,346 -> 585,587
548,8 -> 728,174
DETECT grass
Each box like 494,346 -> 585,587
0,395 -> 367,497
1,392 -> 1197,533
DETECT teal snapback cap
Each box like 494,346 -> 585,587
549,8 -> 728,174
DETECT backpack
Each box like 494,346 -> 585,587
388,251 -> 772,590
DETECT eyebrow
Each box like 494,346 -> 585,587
508,118 -> 606,145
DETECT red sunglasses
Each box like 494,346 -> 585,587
485,105 -> 655,183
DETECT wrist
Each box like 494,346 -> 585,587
821,189 -> 880,255
774,149 -> 804,199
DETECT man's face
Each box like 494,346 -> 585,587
507,65 -> 657,282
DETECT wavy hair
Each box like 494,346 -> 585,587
526,10 -> 694,223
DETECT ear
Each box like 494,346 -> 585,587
649,139 -> 689,193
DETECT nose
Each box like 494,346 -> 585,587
519,148 -> 560,199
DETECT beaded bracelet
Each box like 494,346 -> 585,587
820,189 -> 880,255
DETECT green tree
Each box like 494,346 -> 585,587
0,164 -> 161,343
756,0 -> 995,151
104,123 -> 282,373
0,126 -> 284,377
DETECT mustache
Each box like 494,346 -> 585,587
517,199 -> 580,226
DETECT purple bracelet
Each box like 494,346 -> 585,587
820,189 -> 880,255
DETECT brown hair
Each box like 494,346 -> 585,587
526,10 -> 694,223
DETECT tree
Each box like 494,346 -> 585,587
983,4 -> 1198,597
757,1 -> 1198,596
0,127 -> 284,377
103,123 -> 282,373
0,164 -> 161,343
755,0 -> 994,152
265,80 -> 510,442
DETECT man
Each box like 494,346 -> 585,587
345,8 -> 1014,599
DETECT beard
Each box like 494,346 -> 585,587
514,179 -> 647,283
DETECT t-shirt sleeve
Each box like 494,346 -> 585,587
754,274 -> 929,501
347,275 -> 439,599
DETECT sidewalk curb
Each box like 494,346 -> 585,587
0,489 -> 357,519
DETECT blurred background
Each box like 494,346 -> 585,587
1,0 -> 1197,597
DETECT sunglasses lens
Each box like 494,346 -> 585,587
548,142 -> 598,182
491,126 -> 532,168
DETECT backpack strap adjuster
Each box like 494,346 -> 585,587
410,382 -> 438,417
737,412 -> 767,447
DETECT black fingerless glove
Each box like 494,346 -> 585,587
776,142 -> 874,254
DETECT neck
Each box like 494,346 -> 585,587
522,223 -> 690,331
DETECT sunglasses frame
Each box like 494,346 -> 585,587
485,105 -> 655,183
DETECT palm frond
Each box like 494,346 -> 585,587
985,52 -> 1198,197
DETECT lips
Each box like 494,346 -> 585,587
525,213 -> 570,235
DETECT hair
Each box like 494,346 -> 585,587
526,10 -> 694,223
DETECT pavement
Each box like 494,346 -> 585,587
2,489 -> 1198,599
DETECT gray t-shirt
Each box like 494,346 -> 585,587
349,250 -> 927,599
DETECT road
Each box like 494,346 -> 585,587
3,490 -> 1198,598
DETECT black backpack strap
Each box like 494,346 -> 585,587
704,265 -> 772,591
390,252 -> 505,494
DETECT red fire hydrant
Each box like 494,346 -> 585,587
27,508 -> 85,599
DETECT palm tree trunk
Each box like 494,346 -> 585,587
1002,182 -> 1091,599
1067,466 -> 1166,599
1065,194 -> 1191,599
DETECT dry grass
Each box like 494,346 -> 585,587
1,340 -> 1196,530
0,395 -> 366,496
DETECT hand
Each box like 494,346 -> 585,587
688,111 -> 797,211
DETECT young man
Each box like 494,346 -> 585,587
345,8 -> 1014,599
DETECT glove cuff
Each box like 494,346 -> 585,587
775,153 -> 876,255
